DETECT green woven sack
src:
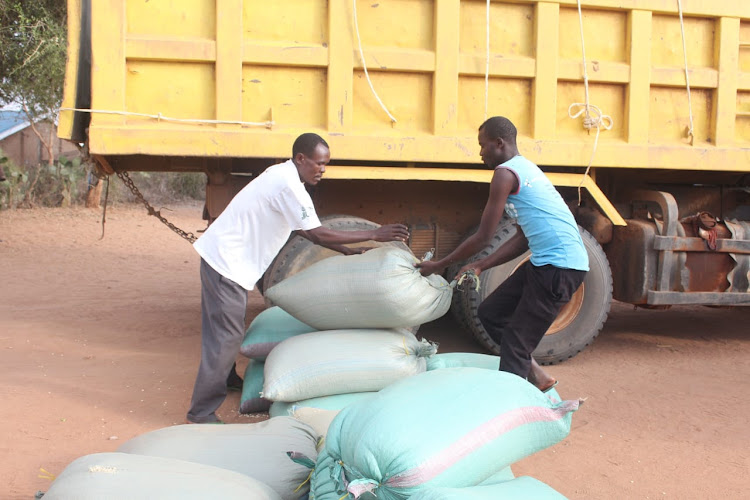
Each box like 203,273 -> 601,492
426,352 -> 500,371
239,359 -> 271,414
240,306 -> 316,360
409,476 -> 567,500
317,368 -> 580,499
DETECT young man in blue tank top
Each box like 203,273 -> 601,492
417,116 -> 588,392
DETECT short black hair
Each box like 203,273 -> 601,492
293,133 -> 329,157
479,116 -> 517,144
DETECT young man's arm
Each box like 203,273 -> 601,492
453,225 -> 529,278
417,168 -> 517,276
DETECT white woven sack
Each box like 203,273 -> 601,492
262,329 -> 436,402
43,452 -> 282,500
264,247 -> 452,329
290,407 -> 341,440
117,417 -> 317,500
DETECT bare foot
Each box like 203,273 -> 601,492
528,358 -> 557,392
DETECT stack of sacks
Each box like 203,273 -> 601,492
244,246 -> 449,433
308,367 -> 580,499
44,417 -> 318,500
238,307 -> 317,414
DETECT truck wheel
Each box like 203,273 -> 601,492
446,261 -> 475,332
261,215 -> 411,299
452,217 -> 612,364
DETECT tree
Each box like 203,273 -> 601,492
0,1 -> 74,207
0,0 -> 67,120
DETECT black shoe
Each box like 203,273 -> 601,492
226,363 -> 243,392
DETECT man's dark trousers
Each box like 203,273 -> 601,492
187,258 -> 247,423
477,261 -> 586,379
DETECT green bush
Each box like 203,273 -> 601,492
106,172 -> 206,206
0,148 -> 88,209
0,147 -> 206,209
0,153 -> 25,209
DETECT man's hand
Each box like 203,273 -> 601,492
416,260 -> 445,277
454,262 -> 483,282
372,223 -> 410,243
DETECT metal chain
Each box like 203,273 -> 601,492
116,171 -> 198,244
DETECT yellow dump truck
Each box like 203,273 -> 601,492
59,0 -> 750,363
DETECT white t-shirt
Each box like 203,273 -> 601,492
193,160 -> 322,290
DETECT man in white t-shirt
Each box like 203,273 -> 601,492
187,133 -> 409,424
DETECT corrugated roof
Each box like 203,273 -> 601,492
0,110 -> 31,141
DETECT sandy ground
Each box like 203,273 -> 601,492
1,202 -> 748,499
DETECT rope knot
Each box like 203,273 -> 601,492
568,103 -> 613,132
582,115 -> 596,130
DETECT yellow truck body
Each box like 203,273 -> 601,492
60,0 -> 750,362
61,0 -> 749,169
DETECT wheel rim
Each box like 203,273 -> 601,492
545,284 -> 584,335
482,255 -> 585,337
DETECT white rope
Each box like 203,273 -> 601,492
676,0 -> 694,145
352,0 -> 397,123
59,107 -> 273,128
568,0 -> 613,205
484,0 -> 490,120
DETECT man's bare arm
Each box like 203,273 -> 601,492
417,168 -> 517,276
454,225 -> 529,279
296,224 -> 409,253
292,230 -> 362,255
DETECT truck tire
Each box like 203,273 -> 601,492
446,261 -> 475,332
451,217 -> 612,364
261,215 -> 411,299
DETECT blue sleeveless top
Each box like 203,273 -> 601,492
498,156 -> 589,271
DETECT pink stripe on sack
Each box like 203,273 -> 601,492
386,400 -> 579,488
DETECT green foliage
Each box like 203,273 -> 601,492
0,150 -> 26,208
0,146 -> 206,210
108,172 -> 207,205
0,147 -> 87,209
0,0 -> 67,119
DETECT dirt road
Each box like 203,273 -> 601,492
1,203 -> 748,499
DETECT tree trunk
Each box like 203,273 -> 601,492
22,102 -> 55,166
20,164 -> 40,208
85,177 -> 103,208
20,103 -> 54,208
